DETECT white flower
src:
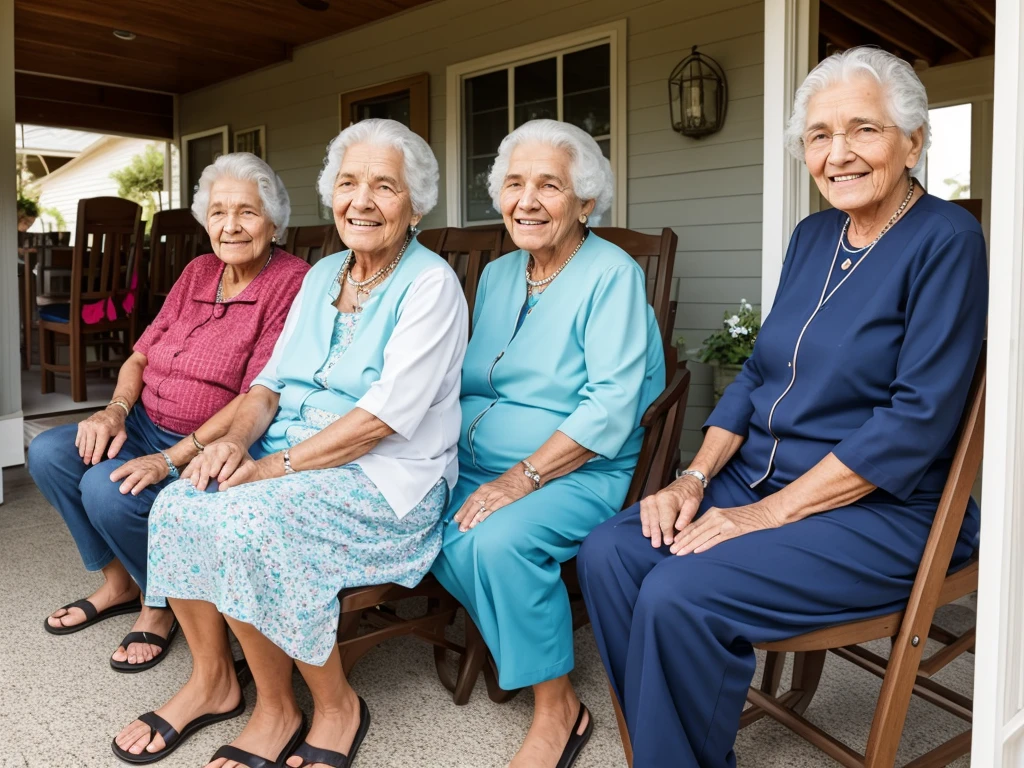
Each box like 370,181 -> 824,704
726,314 -> 740,327
737,326 -> 749,335
729,326 -> 742,338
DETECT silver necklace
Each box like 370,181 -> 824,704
342,235 -> 410,312
526,231 -> 588,295
217,250 -> 273,303
840,179 -> 914,270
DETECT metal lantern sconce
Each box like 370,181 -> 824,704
669,46 -> 728,138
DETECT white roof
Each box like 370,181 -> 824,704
15,124 -> 105,156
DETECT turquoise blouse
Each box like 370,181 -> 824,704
460,233 -> 666,477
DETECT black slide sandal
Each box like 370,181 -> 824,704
110,620 -> 180,673
111,700 -> 246,765
290,697 -> 371,767
556,703 -> 594,768
208,713 -> 306,768
44,597 -> 140,635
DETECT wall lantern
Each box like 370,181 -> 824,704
669,46 -> 728,138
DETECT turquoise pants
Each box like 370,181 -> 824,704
431,461 -> 624,690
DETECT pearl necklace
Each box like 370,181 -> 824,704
342,235 -> 410,312
526,231 -> 588,295
216,248 -> 274,303
839,179 -> 915,270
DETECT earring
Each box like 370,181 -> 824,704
409,224 -> 419,236
579,214 -> 588,224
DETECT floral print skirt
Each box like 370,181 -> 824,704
146,466 -> 446,665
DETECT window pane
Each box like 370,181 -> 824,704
514,57 -> 557,126
464,71 -> 508,221
354,93 -> 411,126
924,104 -> 971,201
564,90 -> 611,138
563,44 -> 610,95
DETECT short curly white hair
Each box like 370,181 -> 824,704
487,120 -> 614,225
317,119 -> 439,217
785,46 -> 931,177
191,152 -> 291,242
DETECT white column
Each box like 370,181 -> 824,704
760,0 -> 817,317
972,0 -> 1024,764
0,0 -> 24,491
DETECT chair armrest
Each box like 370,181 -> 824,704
640,363 -> 691,430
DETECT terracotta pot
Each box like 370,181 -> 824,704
711,361 -> 746,404
17,214 -> 36,232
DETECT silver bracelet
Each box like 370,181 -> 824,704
283,449 -> 296,475
159,451 -> 180,479
107,399 -> 130,417
677,468 -> 708,489
522,459 -> 541,490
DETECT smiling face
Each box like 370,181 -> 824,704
803,75 -> 923,217
206,178 -> 275,265
499,142 -> 595,257
332,142 -> 419,259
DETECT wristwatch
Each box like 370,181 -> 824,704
677,468 -> 709,489
522,459 -> 541,490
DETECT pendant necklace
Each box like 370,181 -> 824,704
342,235 -> 410,313
217,249 -> 274,304
840,179 -> 915,271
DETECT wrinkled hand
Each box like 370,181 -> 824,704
76,407 -> 128,465
217,454 -> 280,491
180,438 -> 248,491
453,471 -> 535,532
670,502 -> 784,555
640,475 -> 704,548
109,453 -> 169,496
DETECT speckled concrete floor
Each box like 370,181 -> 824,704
1,463 -> 973,768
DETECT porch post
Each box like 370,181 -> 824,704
760,0 -> 817,316
0,0 -> 24,498
973,0 -> 1024,764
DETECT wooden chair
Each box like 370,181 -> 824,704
418,226 -> 505,320
39,197 -> 144,402
610,349 -> 986,768
286,224 -> 333,265
432,224 -> 687,704
148,208 -> 208,321
19,231 -> 72,368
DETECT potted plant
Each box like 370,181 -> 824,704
694,299 -> 761,403
17,188 -> 39,232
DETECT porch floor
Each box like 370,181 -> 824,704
1,461 -> 973,767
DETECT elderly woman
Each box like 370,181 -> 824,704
431,119 -> 665,768
112,118 -> 467,768
577,46 -> 988,767
28,153 -> 308,673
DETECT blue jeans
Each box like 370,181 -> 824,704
27,404 -> 183,595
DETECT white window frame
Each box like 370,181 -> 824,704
445,20 -> 627,227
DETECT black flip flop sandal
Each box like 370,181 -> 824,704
44,597 -> 140,635
111,699 -> 246,765
110,620 -> 180,673
556,703 -> 594,768
208,713 -> 306,768
290,697 -> 371,767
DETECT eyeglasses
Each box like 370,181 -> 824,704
803,122 -> 898,154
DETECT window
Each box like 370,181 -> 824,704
181,126 -> 229,208
447,23 -> 626,226
340,73 -> 430,141
923,104 -> 972,201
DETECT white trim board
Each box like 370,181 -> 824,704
444,20 -> 628,228
0,413 -> 24,469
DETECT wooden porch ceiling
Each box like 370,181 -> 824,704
13,0 -> 435,94
819,0 -> 996,66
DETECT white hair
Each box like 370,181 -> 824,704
191,152 -> 291,242
317,119 -> 439,217
487,119 -> 614,225
785,46 -> 931,177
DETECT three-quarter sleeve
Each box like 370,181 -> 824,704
831,230 -> 988,500
703,220 -> 805,437
250,279 -> 308,394
134,259 -> 194,356
557,264 -> 652,459
355,268 -> 469,439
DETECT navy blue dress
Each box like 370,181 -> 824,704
577,193 -> 987,768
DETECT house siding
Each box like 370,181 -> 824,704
179,0 -> 766,461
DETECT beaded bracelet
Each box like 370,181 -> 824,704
159,451 -> 180,479
107,399 -> 130,417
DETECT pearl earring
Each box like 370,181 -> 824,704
579,214 -> 588,224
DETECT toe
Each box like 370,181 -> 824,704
286,757 -> 303,767
111,645 -> 128,663
145,733 -> 166,753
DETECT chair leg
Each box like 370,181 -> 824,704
70,333 -> 87,402
450,616 -> 489,705
864,636 -> 928,768
40,328 -> 54,394
609,679 -> 633,768
788,650 -> 826,716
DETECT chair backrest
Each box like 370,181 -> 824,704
420,226 -> 506,320
323,227 -> 345,258
70,197 -> 144,323
286,224 -> 334,265
149,208 -> 208,313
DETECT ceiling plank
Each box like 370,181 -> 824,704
878,0 -> 981,57
962,0 -> 996,25
17,2 -> 289,64
821,0 -> 944,64
818,4 -> 910,60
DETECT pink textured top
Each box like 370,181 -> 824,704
134,250 -> 309,435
